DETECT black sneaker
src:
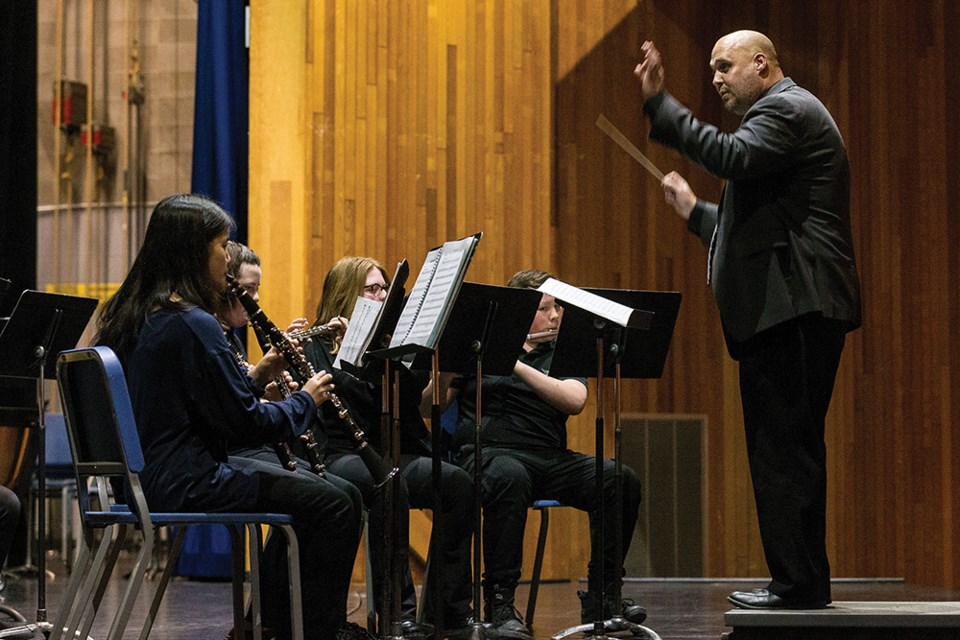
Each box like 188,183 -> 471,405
578,590 -> 648,625
490,603 -> 533,640
337,621 -> 380,640
400,619 -> 435,639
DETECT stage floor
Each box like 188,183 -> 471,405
2,555 -> 959,639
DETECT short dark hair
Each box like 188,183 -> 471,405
507,269 -> 554,289
226,241 -> 260,279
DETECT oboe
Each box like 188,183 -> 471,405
226,275 -> 398,487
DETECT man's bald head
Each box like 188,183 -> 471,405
709,30 -> 784,115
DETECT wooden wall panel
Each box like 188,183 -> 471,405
250,0 -> 571,580
251,0 -> 960,591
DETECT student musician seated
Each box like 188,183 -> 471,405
431,269 -> 647,640
95,194 -> 370,640
305,256 -> 476,639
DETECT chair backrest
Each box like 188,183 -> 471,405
56,346 -> 149,523
44,413 -> 75,478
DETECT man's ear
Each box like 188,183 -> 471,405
755,53 -> 768,74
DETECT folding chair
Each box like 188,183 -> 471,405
53,346 -> 304,640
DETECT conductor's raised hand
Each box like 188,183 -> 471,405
303,370 -> 335,407
661,171 -> 697,221
634,40 -> 665,101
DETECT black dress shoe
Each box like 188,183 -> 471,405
728,588 -> 828,610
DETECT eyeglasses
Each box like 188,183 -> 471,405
363,283 -> 389,295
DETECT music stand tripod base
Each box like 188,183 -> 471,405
551,617 -> 662,640
0,603 -> 41,640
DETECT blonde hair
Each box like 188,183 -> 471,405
315,256 -> 389,325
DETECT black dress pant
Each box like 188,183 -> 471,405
734,313 -> 847,602
326,452 -> 474,626
0,485 -> 20,572
229,452 -> 363,639
456,446 -> 641,595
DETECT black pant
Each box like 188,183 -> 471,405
230,452 -> 362,639
0,485 -> 20,572
456,446 -> 641,594
735,314 -> 847,602
326,452 -> 474,626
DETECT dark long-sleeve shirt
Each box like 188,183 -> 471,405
125,306 -> 317,512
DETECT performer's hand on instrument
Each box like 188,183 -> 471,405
263,371 -> 299,401
661,171 -> 697,221
249,345 -> 290,385
285,317 -> 310,333
303,370 -> 335,406
635,40 -> 664,100
327,316 -> 349,345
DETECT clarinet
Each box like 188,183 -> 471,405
226,275 -> 398,488
226,335 -> 302,473
249,320 -> 327,476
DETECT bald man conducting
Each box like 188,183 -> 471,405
635,31 -> 861,610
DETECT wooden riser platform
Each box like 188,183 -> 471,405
724,601 -> 960,640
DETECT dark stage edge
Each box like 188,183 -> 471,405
723,601 -> 960,640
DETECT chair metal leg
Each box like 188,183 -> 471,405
136,526 -> 187,640
278,525 -> 303,640
525,507 -> 550,628
79,525 -> 129,640
106,522 -> 154,640
48,527 -> 95,640
245,524 -> 263,640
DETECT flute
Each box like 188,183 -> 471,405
526,329 -> 558,340
287,321 -> 341,342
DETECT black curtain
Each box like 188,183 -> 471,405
0,0 -> 38,315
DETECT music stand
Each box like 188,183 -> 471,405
407,282 -> 539,639
545,286 -> 680,640
0,290 -> 98,634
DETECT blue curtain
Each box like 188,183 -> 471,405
191,0 -> 248,241
179,0 -> 248,579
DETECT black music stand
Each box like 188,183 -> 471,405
0,290 -> 98,635
408,282 -> 540,640
546,287 -> 680,640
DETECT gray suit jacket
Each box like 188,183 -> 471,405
645,78 -> 861,344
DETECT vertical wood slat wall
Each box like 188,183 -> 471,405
250,0 -> 960,590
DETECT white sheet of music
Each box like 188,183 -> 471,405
406,240 -> 470,345
390,235 -> 476,349
537,277 -> 635,327
391,247 -> 441,347
334,296 -> 382,369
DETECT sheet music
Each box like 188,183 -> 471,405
391,248 -> 442,347
537,277 -> 636,327
334,297 -> 382,369
389,234 -> 480,350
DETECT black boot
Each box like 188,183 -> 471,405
485,585 -> 533,639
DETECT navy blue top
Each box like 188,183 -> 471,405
450,341 -> 587,453
125,306 -> 318,512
